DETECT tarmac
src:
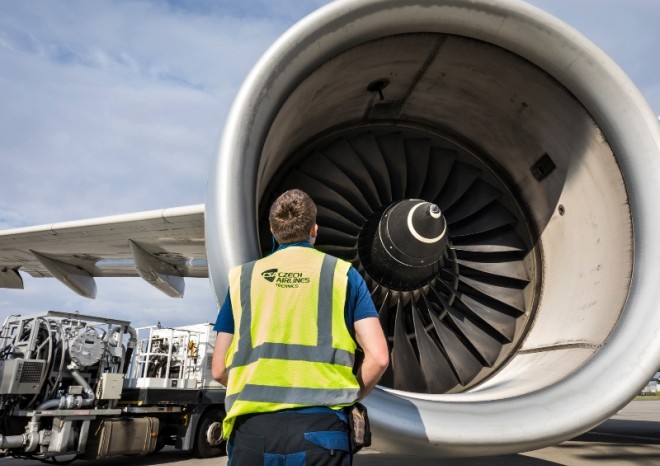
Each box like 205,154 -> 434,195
1,400 -> 659,466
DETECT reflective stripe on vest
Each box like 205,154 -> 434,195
222,248 -> 359,437
230,254 -> 354,370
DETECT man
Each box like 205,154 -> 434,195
211,189 -> 389,465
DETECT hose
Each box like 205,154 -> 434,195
36,367 -> 96,410
69,369 -> 95,407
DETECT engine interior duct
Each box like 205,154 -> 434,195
206,0 -> 660,456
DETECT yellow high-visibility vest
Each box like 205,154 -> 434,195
222,246 -> 360,438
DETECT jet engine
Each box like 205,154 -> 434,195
206,0 -> 660,456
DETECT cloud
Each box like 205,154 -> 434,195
0,0 -> 333,326
0,0 -> 657,330
0,0 -> 329,226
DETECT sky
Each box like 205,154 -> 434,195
0,0 -> 658,330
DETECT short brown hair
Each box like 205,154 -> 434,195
269,189 -> 317,244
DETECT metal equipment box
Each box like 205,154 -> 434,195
0,359 -> 46,394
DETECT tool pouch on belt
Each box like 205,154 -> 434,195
346,402 -> 371,453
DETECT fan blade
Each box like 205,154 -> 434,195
454,258 -> 530,286
419,147 -> 457,202
323,138 -> 382,209
444,305 -> 503,367
426,287 -> 483,386
300,150 -> 373,217
451,226 -> 528,253
377,133 -> 408,200
316,226 -> 358,247
449,202 -> 518,238
377,291 -> 395,387
348,132 -> 392,205
458,276 -> 526,315
316,205 -> 362,236
412,298 -> 460,392
282,169 -> 365,225
435,161 -> 481,211
404,138 -> 431,199
456,294 -> 518,342
392,296 -> 428,392
444,179 -> 501,224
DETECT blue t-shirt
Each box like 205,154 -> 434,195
213,242 -> 378,334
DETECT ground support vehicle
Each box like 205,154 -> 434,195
0,311 -> 226,461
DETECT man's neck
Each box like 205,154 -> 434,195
276,240 -> 313,251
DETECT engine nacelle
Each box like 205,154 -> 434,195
206,0 -> 660,456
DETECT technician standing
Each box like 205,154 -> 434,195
212,189 -> 389,465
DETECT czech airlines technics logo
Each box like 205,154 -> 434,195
261,268 -> 311,288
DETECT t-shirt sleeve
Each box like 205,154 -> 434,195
347,267 -> 379,322
213,291 -> 235,333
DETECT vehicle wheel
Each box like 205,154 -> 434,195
152,439 -> 166,454
193,408 -> 227,458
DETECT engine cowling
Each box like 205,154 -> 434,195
206,0 -> 660,456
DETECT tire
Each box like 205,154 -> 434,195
152,439 -> 166,454
193,408 -> 227,458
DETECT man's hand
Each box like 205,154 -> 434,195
353,317 -> 389,399
211,332 -> 234,386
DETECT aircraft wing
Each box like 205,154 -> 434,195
0,204 -> 206,299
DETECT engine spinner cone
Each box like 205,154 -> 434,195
370,200 -> 449,290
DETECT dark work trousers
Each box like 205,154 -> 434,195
227,408 -> 351,466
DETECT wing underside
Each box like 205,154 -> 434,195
0,205 -> 207,298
